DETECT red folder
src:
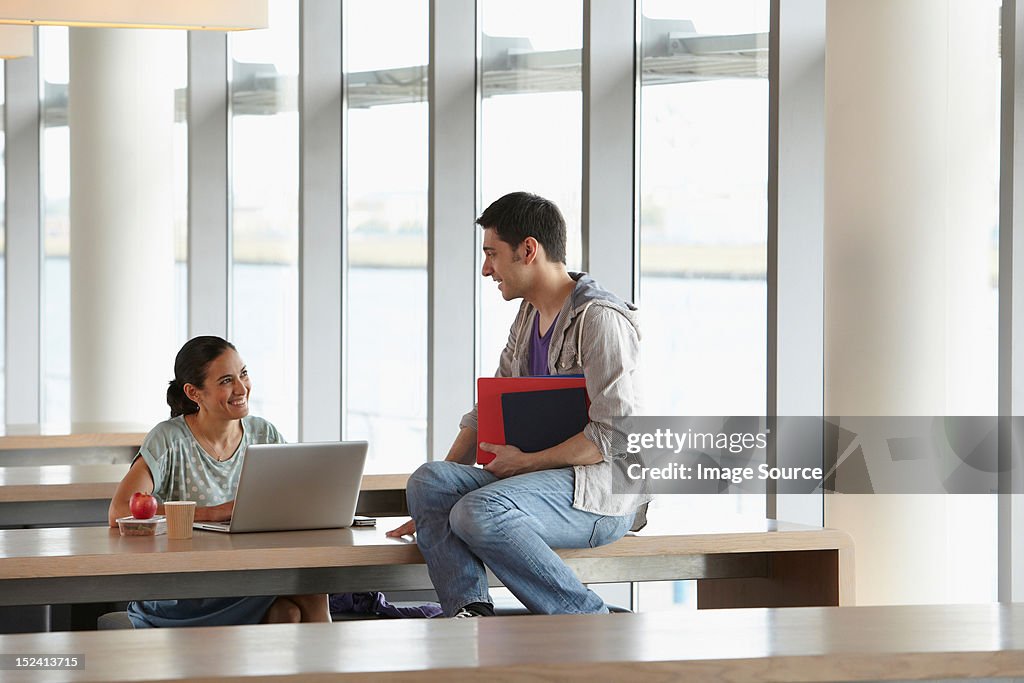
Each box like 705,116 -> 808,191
476,376 -> 590,465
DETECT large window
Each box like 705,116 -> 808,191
230,0 -> 300,440
637,0 -> 770,611
344,1 -> 429,473
639,0 -> 768,417
478,0 -> 583,368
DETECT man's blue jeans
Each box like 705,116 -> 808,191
406,461 -> 633,616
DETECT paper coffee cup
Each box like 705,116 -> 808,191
165,501 -> 196,539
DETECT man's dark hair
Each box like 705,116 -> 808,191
476,192 -> 567,264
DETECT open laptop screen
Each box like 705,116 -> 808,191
193,441 -> 367,533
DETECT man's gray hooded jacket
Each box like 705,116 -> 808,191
461,272 -> 652,518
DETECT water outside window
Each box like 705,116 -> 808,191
478,0 -> 583,371
344,0 -> 429,474
230,0 -> 300,439
637,0 -> 769,611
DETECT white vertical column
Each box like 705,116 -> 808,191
582,0 -> 638,302
298,0 -> 344,441
999,0 -> 1024,603
68,28 -> 177,428
770,0 -> 826,526
4,37 -> 42,428
187,32 -> 230,338
581,0 -> 639,612
428,0 -> 477,459
825,0 -> 997,604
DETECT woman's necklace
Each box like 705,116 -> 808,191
187,414 -> 238,462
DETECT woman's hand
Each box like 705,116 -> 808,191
386,519 -> 416,538
195,500 -> 234,523
108,458 -> 156,526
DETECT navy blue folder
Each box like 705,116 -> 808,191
500,387 -> 590,453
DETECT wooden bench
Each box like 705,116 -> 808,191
0,604 -> 1019,682
0,516 -> 853,610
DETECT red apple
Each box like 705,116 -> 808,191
130,491 -> 158,520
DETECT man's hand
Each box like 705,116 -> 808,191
386,519 -> 416,537
481,442 -> 533,478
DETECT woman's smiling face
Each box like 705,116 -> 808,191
186,349 -> 251,420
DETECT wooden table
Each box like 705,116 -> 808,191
0,432 -> 148,451
0,434 -> 410,519
0,467 -> 411,527
0,432 -> 145,471
0,465 -> 127,528
0,468 -> 410,634
1,604 -> 1019,682
0,516 -> 853,609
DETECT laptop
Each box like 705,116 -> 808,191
193,441 -> 368,533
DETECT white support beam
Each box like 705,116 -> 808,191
187,31 -> 230,338
999,0 -> 1024,604
5,36 -> 42,427
768,0 -> 825,525
582,0 -> 638,302
428,0 -> 477,459
298,0 -> 344,442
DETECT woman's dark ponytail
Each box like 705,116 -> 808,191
166,379 -> 198,418
167,336 -> 237,418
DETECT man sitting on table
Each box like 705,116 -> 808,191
387,191 -> 649,617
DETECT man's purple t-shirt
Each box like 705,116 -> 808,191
529,311 -> 558,377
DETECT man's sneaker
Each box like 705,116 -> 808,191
452,602 -> 495,618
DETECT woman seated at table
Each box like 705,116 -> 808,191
108,335 -> 330,627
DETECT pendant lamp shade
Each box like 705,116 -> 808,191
0,25 -> 32,58
0,1 -> 267,31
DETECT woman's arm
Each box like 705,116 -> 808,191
108,457 -> 156,526
108,457 -> 235,525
